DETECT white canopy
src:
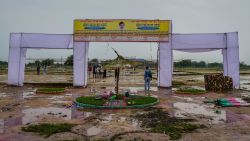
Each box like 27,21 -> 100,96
8,32 -> 239,88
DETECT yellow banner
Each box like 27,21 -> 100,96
74,19 -> 171,42
74,19 -> 171,34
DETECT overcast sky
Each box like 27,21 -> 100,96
0,0 -> 249,63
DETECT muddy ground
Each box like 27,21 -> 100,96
1,71 -> 250,141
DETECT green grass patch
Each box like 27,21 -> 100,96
126,96 -> 158,106
135,109 -> 205,140
172,81 -> 186,87
151,123 -> 200,140
36,88 -> 65,94
21,123 -> 75,137
76,96 -> 105,106
176,87 -> 206,94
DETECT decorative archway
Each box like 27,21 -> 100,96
7,19 -> 239,88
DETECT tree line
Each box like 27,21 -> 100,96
174,59 -> 250,68
1,58 -> 250,69
174,60 -> 222,68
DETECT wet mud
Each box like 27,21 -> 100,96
0,74 -> 250,140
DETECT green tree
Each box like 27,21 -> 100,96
196,61 -> 206,67
90,58 -> 99,64
35,60 -> 41,66
41,59 -> 54,66
0,61 -> 8,66
64,55 -> 73,66
207,62 -> 222,68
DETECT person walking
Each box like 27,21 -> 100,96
96,67 -> 100,78
36,64 -> 41,75
144,66 -> 152,91
98,67 -> 103,79
93,65 -> 96,78
103,68 -> 107,79
88,66 -> 92,78
43,65 -> 47,75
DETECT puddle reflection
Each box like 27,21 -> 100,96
95,87 -> 158,93
173,102 -> 226,124
0,119 -> 4,133
86,126 -> 102,136
240,79 -> 250,91
22,91 -> 36,99
0,117 -> 22,134
0,93 -> 7,98
22,107 -> 72,125
101,114 -> 113,124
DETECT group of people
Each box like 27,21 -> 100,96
90,65 -> 152,91
36,64 -> 47,75
36,63 -> 152,91
90,65 -> 153,91
89,65 -> 107,79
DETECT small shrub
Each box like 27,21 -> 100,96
126,96 -> 158,105
116,94 -> 124,100
135,109 -> 205,140
22,123 -> 74,137
36,88 -> 65,94
172,81 -> 186,87
176,87 -> 206,94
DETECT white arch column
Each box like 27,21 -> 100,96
73,42 -> 89,87
8,33 -> 27,86
223,32 -> 240,88
158,42 -> 173,87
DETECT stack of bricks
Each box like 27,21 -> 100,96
204,73 -> 233,91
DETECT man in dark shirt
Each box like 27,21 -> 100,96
144,66 -> 152,91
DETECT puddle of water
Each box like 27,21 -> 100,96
86,126 -> 102,136
22,107 -> 72,125
174,72 -> 191,75
104,87 -> 158,93
22,91 -> 36,99
172,96 -> 194,102
83,112 -> 92,118
172,88 -> 178,91
194,76 -> 205,81
239,75 -> 250,90
71,109 -> 91,119
240,80 -> 250,90
131,119 -> 139,127
150,94 -> 159,98
190,86 -> 205,90
226,111 -> 250,123
118,117 -> 126,122
173,86 -> 205,91
126,87 -> 158,93
48,96 -> 65,100
89,88 -> 97,93
65,94 -> 72,96
0,119 -> 4,133
0,93 -> 7,98
101,114 -> 113,123
0,117 -> 23,133
241,80 -> 250,84
240,75 -> 250,80
51,101 -> 72,104
173,102 -> 226,124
